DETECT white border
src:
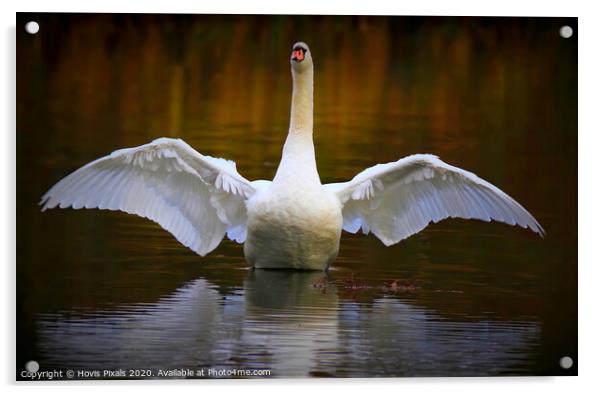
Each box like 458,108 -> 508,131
3,1 -> 600,393
5,0 -> 584,16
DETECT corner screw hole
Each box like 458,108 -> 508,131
559,25 -> 573,38
25,21 -> 39,35
25,360 -> 39,373
559,356 -> 573,369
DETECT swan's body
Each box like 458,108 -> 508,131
40,42 -> 544,271
245,165 -> 343,269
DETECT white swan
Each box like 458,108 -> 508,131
40,42 -> 544,270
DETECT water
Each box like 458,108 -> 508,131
17,14 -> 577,377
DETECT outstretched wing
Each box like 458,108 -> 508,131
324,154 -> 544,246
40,137 -> 265,256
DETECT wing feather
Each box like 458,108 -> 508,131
324,154 -> 544,246
40,137 -> 267,256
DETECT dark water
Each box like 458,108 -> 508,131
17,14 -> 577,378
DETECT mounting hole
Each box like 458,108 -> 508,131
559,25 -> 573,38
25,21 -> 39,35
25,360 -> 39,373
559,356 -> 573,369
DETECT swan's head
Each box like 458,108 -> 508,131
290,42 -> 312,73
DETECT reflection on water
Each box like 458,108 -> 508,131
37,271 -> 539,377
17,14 -> 576,377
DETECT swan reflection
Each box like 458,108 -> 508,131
37,271 -> 539,377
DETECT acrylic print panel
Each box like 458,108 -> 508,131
17,13 -> 577,379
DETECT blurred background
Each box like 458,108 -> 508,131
17,14 -> 576,377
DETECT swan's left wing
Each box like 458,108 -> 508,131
324,154 -> 544,246
40,137 -> 266,256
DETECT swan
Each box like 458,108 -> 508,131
40,42 -> 544,271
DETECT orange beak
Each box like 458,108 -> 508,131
291,49 -> 305,62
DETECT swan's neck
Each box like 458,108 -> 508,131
289,67 -> 313,134
273,66 -> 319,185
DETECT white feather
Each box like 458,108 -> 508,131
40,138 -> 269,256
324,154 -> 544,246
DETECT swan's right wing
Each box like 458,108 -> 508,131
324,154 -> 544,246
40,137 -> 266,256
